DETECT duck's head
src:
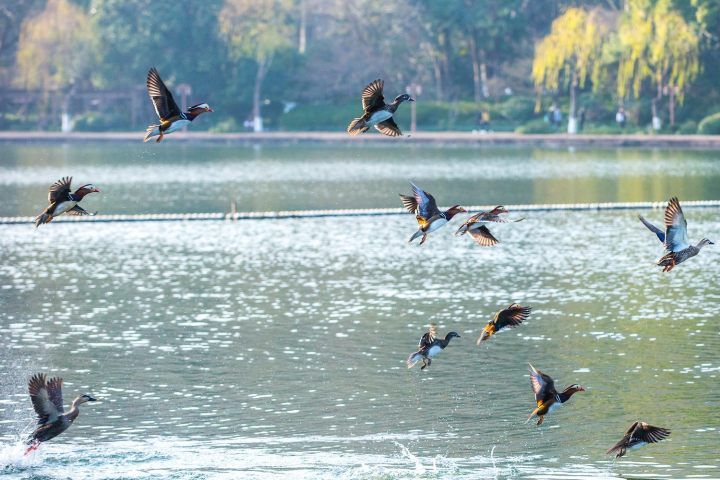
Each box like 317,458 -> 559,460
74,394 -> 97,405
393,93 -> 414,104
445,205 -> 467,220
489,206 -> 508,215
563,384 -> 586,396
187,103 -> 214,115
698,238 -> 714,248
445,331 -> 461,341
73,184 -> 100,199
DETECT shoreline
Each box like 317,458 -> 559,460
2,130 -> 720,148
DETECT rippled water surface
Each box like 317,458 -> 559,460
1,142 -> 720,215
0,142 -> 719,479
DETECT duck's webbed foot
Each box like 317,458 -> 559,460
156,132 -> 164,143
536,416 -> 544,426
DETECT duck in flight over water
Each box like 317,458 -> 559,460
400,182 -> 465,245
638,197 -> 713,272
144,67 -> 213,142
24,373 -> 97,455
347,79 -> 413,137
35,176 -> 99,227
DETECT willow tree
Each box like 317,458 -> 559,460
15,0 -> 98,129
532,8 -> 609,134
219,0 -> 294,132
617,0 -> 700,128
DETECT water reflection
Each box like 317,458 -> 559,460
0,210 -> 718,478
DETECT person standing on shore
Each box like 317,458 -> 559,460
616,107 -> 626,129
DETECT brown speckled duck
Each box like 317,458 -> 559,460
400,182 -> 466,245
607,421 -> 670,458
477,304 -> 532,345
455,206 -> 524,246
639,197 -> 713,272
35,177 -> 100,227
24,373 -> 97,455
526,363 -> 584,426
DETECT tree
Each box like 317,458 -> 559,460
532,7 -> 610,133
617,0 -> 700,128
15,0 -> 99,130
219,0 -> 294,132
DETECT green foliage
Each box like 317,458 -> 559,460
15,0 -> 99,90
515,119 -> 555,134
617,0 -> 700,103
677,119 -> 698,134
532,8 -> 608,94
697,112 -> 720,134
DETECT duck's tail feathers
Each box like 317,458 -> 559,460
144,125 -> 159,142
34,212 -> 51,228
347,117 -> 369,135
406,352 -> 422,368
525,407 -> 540,423
408,229 -> 424,243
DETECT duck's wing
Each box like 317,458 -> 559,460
411,182 -> 440,218
361,79 -> 385,112
147,68 -> 181,121
28,374 -> 64,425
529,364 -> 556,402
468,225 -> 499,246
67,205 -> 96,216
494,304 -> 531,329
48,177 -> 72,204
375,118 -> 402,137
631,422 -> 671,444
638,214 -> 665,243
664,197 -> 690,252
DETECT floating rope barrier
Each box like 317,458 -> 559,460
1,200 -> 718,225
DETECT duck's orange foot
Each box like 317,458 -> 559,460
24,443 -> 39,456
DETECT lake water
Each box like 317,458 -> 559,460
0,142 -> 718,479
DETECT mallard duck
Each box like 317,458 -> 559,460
639,197 -> 713,272
477,304 -> 532,345
406,331 -> 460,370
144,67 -> 213,142
526,363 -> 584,426
400,182 -> 466,245
347,79 -> 413,137
607,421 -> 670,458
455,206 -> 524,246
24,373 -> 97,455
35,177 -> 99,227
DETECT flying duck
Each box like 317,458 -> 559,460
400,182 -> 466,245
347,79 -> 414,137
407,331 -> 460,370
24,373 -> 97,455
526,363 -> 585,426
144,67 -> 213,142
639,197 -> 713,272
35,176 -> 100,227
477,303 -> 532,345
455,206 -> 524,246
606,421 -> 670,459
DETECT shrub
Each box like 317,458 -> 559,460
677,120 -> 698,135
697,112 -> 720,134
515,119 -> 555,134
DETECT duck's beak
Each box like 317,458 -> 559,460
577,386 -> 586,392
87,395 -> 97,402
208,107 -> 214,112
408,98 -> 415,102
92,187 -> 101,193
